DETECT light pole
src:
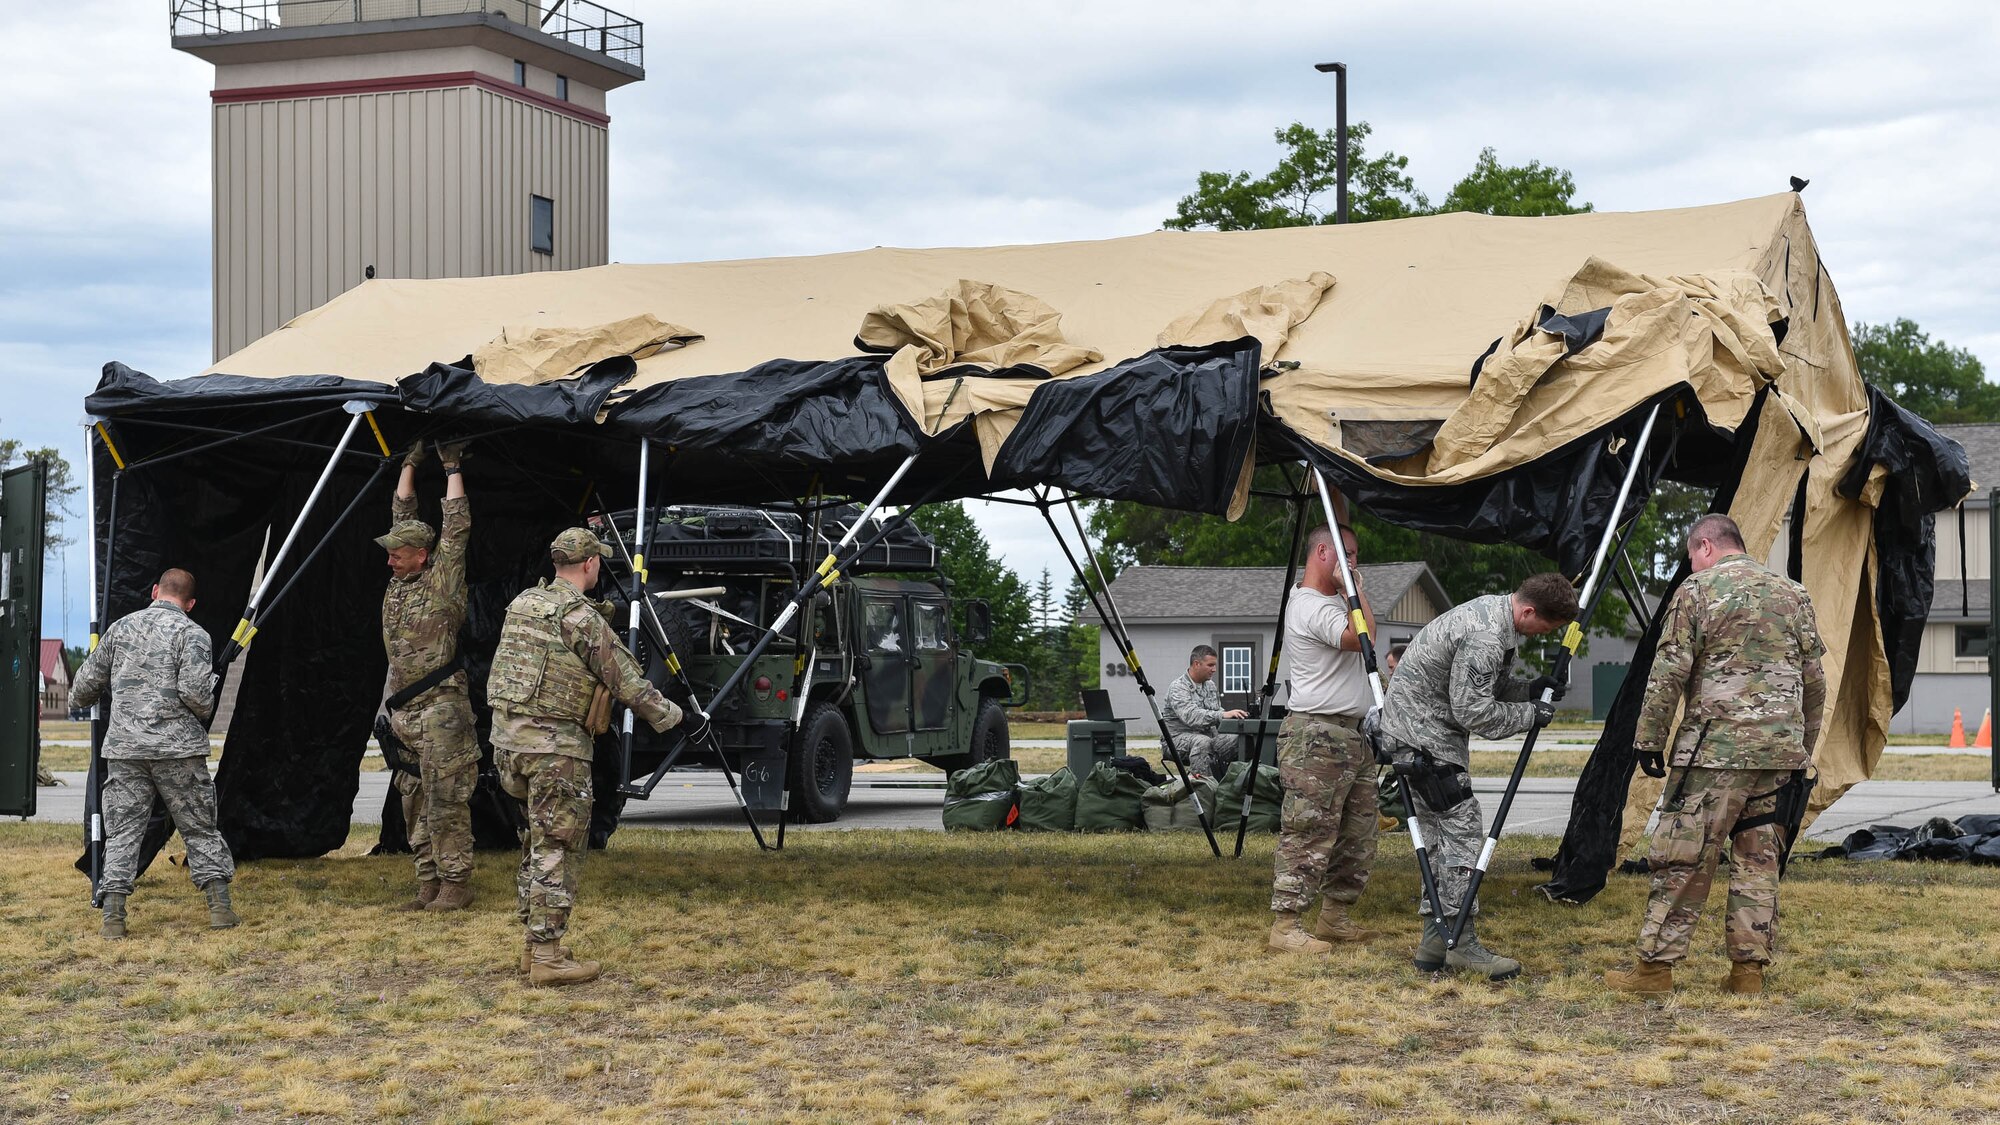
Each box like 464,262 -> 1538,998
1314,61 -> 1348,223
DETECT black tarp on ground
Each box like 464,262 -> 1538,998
1812,815 -> 2000,864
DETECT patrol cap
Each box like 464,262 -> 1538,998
549,526 -> 614,564
374,519 -> 436,550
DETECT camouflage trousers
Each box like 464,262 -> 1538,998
100,757 -> 234,897
390,695 -> 478,884
495,749 -> 592,943
1408,771 -> 1485,919
1270,713 -> 1378,914
1171,731 -> 1244,778
1636,766 -> 1787,965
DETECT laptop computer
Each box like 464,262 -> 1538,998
1080,689 -> 1127,723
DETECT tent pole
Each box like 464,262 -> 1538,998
1445,402 -> 1668,948
1308,465 -> 1448,925
778,483 -> 831,851
217,401 -> 381,668
115,406 -> 351,472
616,439 -> 652,809
1041,489 -> 1222,858
80,420 -> 110,904
592,494 -> 772,849
1239,481 -> 1309,857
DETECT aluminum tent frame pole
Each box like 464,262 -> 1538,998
1309,466 -> 1448,924
1039,489 -> 1222,858
81,418 -> 111,904
1238,483 -> 1309,857
1445,402 -> 1665,948
615,439 -> 652,808
778,489 -> 831,852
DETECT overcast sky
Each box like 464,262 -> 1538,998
6,1 -> 1999,641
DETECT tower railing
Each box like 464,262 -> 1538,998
169,1 -> 644,69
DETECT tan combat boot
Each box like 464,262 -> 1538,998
1311,901 -> 1375,944
521,940 -> 574,974
425,882 -> 475,912
528,940 -> 602,987
202,881 -> 240,929
101,893 -> 128,939
1267,911 -> 1333,955
1604,959 -> 1674,996
395,880 -> 441,912
1722,961 -> 1765,995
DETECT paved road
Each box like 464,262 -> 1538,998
25,769 -> 1999,842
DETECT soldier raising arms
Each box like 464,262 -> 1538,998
377,440 -> 478,912
1605,514 -> 1825,998
489,528 -> 685,986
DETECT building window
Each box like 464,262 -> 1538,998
557,75 -> 569,101
513,60 -> 526,85
1220,644 -> 1254,695
1955,624 -> 1989,659
530,195 -> 554,255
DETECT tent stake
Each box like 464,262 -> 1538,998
1040,489 -> 1223,858
1239,481 -> 1309,857
1445,402 -> 1669,948
1308,466 -> 1449,925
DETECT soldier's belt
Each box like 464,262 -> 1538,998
1294,711 -> 1364,731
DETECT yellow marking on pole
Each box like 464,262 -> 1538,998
816,553 -> 838,577
1562,621 -> 1584,653
665,654 -> 682,675
95,423 -> 126,470
795,655 -> 807,676
362,409 -> 390,456
633,554 -> 648,583
240,625 -> 259,648
89,633 -> 100,651
1350,608 -> 1369,638
230,618 -> 254,645
1124,650 -> 1142,672
820,568 -> 841,588
1268,654 -> 1280,676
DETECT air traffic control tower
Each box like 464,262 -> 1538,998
170,2 -> 645,359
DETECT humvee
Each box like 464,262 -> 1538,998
603,504 -> 1023,823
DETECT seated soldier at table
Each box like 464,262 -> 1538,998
1163,645 -> 1248,776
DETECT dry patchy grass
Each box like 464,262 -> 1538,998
4,822 -> 2000,1122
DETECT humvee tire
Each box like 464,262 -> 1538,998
791,701 -> 855,823
928,696 -> 1011,776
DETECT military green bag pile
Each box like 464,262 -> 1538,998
1074,761 -> 1149,832
1015,766 -> 1079,832
1214,761 -> 1284,833
1141,776 -> 1219,833
943,759 -> 1020,831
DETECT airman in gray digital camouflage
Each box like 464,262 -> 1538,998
69,568 -> 238,938
1163,645 -> 1247,777
489,526 -> 684,986
1606,514 -> 1825,998
379,440 -> 478,912
1267,525 -> 1380,956
1378,572 -> 1576,980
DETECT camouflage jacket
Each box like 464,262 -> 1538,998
1635,553 -> 1826,771
1378,593 -> 1536,766
489,576 -> 681,759
382,493 -> 470,706
1163,673 -> 1224,741
70,600 -> 218,760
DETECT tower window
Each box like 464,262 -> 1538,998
557,75 -> 569,101
531,195 -> 555,255
513,60 -> 526,86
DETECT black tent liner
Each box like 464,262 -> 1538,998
82,340 -> 1965,861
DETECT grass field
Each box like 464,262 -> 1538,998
4,823 -> 1999,1123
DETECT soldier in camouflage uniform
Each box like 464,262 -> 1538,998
377,441 -> 479,912
1163,645 -> 1247,777
69,568 -> 238,938
1268,526 -> 1380,955
1606,514 -> 1825,998
1379,573 -> 1576,980
489,527 -> 685,986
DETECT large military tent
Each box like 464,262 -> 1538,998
82,191 -> 1967,901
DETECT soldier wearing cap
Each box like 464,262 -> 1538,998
489,526 -> 686,986
377,441 -> 478,912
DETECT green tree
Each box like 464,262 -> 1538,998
907,501 -> 1033,666
0,439 -> 80,551
1854,319 -> 2000,423
1438,147 -> 1592,217
1166,122 -> 1429,231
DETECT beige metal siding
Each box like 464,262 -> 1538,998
212,84 -> 608,359
1933,505 -> 1990,583
1389,583 -> 1440,627
1916,620 -> 1987,676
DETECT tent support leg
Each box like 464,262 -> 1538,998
778,483 -> 830,852
81,426 -> 113,905
1307,465 -> 1448,924
1240,478 -> 1309,857
1446,402 -> 1673,948
1036,489 -> 1223,858
616,439 -> 653,812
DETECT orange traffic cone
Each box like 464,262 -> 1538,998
1949,709 -> 1967,749
1977,710 -> 1993,749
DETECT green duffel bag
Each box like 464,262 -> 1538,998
1141,776 -> 1220,833
1074,762 -> 1148,833
1214,761 -> 1284,833
943,759 -> 1021,831
1016,767 -> 1079,832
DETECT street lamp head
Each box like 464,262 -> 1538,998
1314,61 -> 1346,73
